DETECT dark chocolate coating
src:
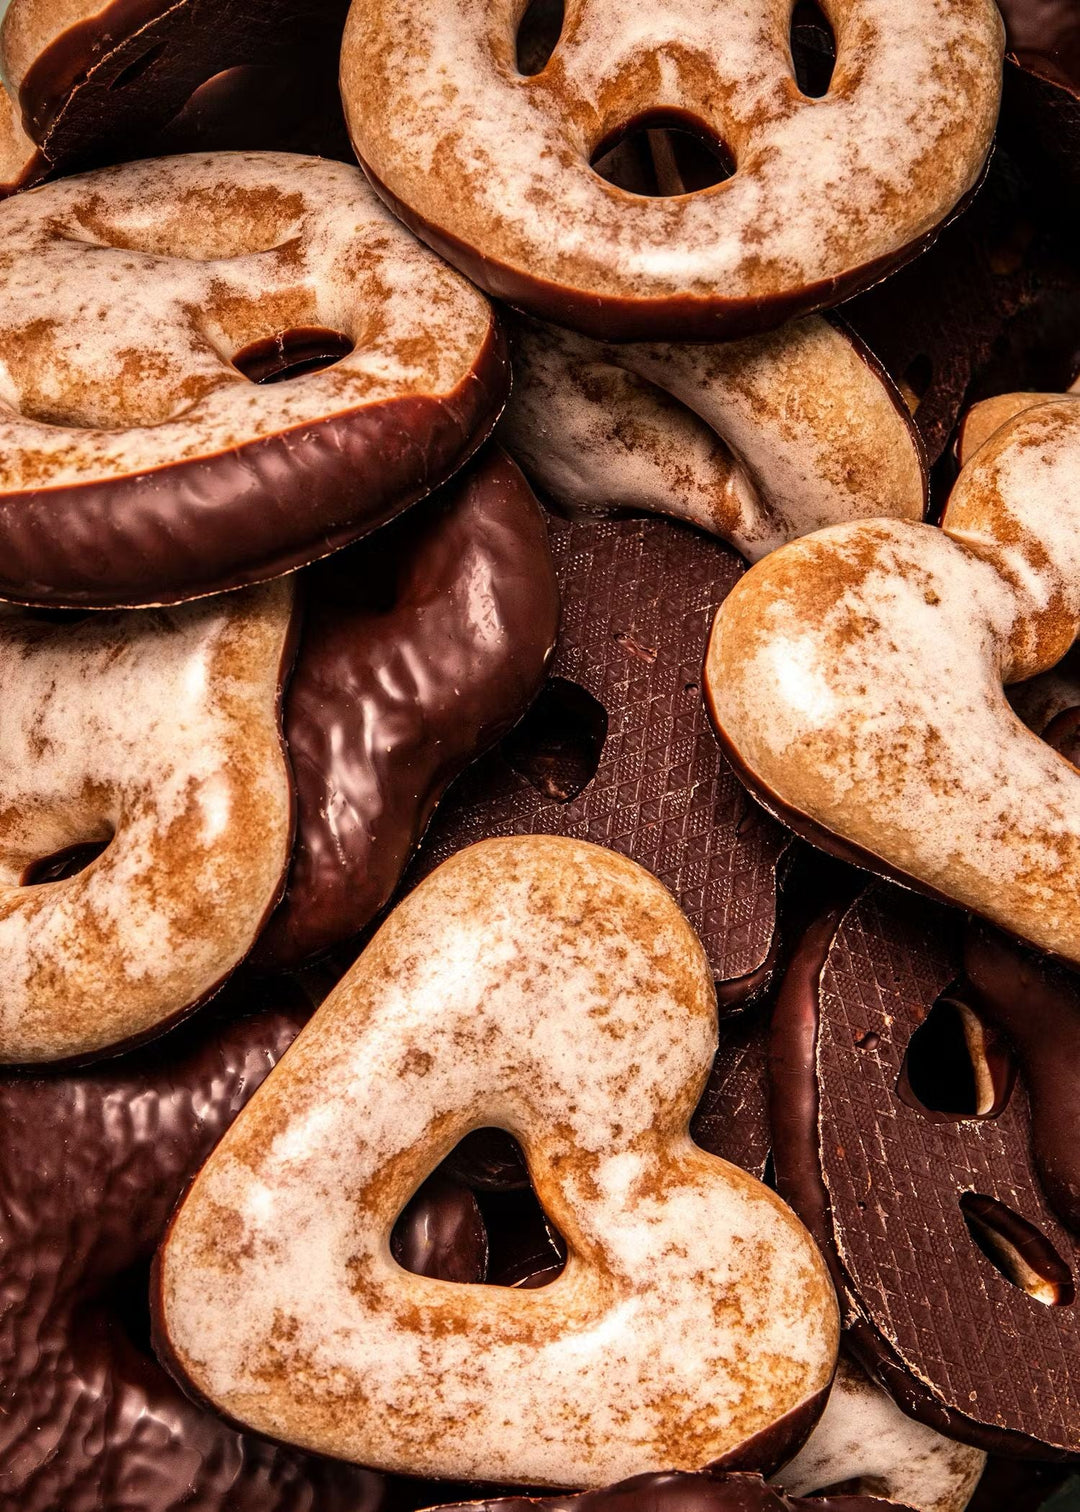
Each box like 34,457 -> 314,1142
19,0 -> 353,173
0,322 -> 509,609
997,0 -> 1080,96
771,884 -> 1080,1456
423,1469 -> 914,1512
255,447 -> 559,968
963,923 -> 1080,1236
0,975 -> 388,1512
404,508 -> 790,1003
390,1174 -> 488,1285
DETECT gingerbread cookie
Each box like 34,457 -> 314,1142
342,0 -> 1003,339
707,395 -> 1080,969
0,151 -> 506,607
256,447 -> 559,969
495,313 -> 924,562
0,579 -> 294,1064
156,838 -> 838,1486
771,883 -> 1080,1455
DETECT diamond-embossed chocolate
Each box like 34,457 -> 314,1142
406,510 -> 789,1003
771,883 -> 1080,1455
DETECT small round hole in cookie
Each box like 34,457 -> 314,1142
960,1192 -> 1074,1306
22,836 -> 111,887
590,112 -> 735,197
502,677 -> 608,804
232,327 -> 354,385
516,0 -> 564,76
790,0 -> 837,98
897,989 -> 1014,1120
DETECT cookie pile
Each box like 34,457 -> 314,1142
0,3 -> 1076,1511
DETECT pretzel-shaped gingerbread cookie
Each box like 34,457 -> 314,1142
156,837 -> 838,1487
343,0 -> 1004,340
496,314 -> 925,560
0,151 -> 505,607
706,394 -> 1080,967
0,580 -> 294,1064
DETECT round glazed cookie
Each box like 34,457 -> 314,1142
0,151 -> 507,607
705,395 -> 1080,969
0,0 -> 352,175
156,838 -> 839,1487
405,505 -> 793,1006
0,970 -> 492,1512
0,580 -> 294,1064
770,882 -> 1080,1456
342,0 -> 1004,340
256,447 -> 560,970
495,313 -> 925,562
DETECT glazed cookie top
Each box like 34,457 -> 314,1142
706,395 -> 1080,967
343,0 -> 1004,339
0,579 -> 295,1063
0,150 -> 505,605
157,837 -> 838,1488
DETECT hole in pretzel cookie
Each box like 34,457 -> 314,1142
231,327 -> 354,385
502,678 -> 608,803
959,1193 -> 1074,1306
897,990 -> 1014,1120
516,0 -> 565,75
108,40 -> 168,92
898,353 -> 934,415
590,111 -> 735,197
1043,706 -> 1080,768
22,837 -> 111,887
789,0 -> 837,98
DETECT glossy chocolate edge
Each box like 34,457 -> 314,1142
255,446 -> 561,968
0,316 -> 508,608
355,151 -> 989,344
768,894 -> 1074,1459
3,587 -> 303,1072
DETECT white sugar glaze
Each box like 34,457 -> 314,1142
160,836 -> 839,1487
0,578 -> 294,1062
343,0 -> 1003,318
0,151 -> 494,486
496,312 -> 925,560
707,396 -> 1080,967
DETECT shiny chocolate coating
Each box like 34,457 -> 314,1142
771,883 -> 1080,1456
424,1469 -> 913,1512
18,0 -> 352,175
391,1174 -> 488,1285
256,448 -> 559,968
405,508 -> 790,1004
997,0 -> 1080,95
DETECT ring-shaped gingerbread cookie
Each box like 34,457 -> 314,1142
0,580 -> 295,1064
342,0 -> 1004,340
0,151 -> 506,607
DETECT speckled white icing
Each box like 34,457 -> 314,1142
342,0 -> 1003,308
706,395 -> 1080,967
495,313 -> 925,561
159,836 -> 839,1487
0,151 -> 494,487
0,578 -> 294,1062
774,1355 -> 985,1512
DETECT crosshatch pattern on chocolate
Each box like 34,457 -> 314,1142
812,886 -> 1080,1452
405,510 -> 790,1001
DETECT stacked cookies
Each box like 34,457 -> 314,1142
0,4 -> 1076,1512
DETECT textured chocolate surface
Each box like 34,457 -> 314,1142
15,0 -> 352,172
405,511 -> 789,1001
772,883 -> 1080,1454
998,0 -> 1080,95
424,1469 -> 914,1512
256,448 -> 559,969
0,974 -> 389,1512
